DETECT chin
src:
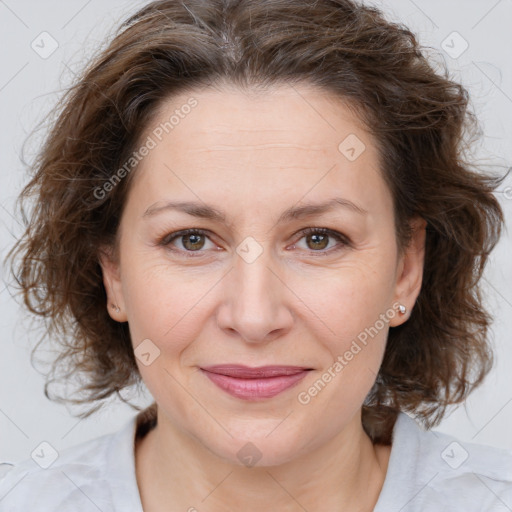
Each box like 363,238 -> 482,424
197,420 -> 317,468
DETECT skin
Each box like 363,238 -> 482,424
100,82 -> 426,512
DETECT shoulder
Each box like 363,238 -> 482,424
0,414 -> 142,512
375,412 -> 512,512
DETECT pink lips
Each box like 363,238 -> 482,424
200,365 -> 311,400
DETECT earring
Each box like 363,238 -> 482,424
110,303 -> 120,313
398,304 -> 407,315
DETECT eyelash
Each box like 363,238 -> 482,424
158,227 -> 350,258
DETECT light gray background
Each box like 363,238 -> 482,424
1,0 -> 511,464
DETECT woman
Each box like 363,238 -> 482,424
1,0 -> 511,510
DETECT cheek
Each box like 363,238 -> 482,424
294,270 -> 392,423
289,254 -> 396,410
120,253 -> 221,351
121,262 -> 214,407
291,256 -> 397,344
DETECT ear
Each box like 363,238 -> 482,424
389,216 -> 427,327
98,244 -> 128,322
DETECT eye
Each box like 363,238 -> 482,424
158,227 -> 350,258
159,229 -> 217,257
292,227 -> 350,255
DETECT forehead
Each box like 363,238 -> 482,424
151,83 -> 371,153
125,83 -> 390,219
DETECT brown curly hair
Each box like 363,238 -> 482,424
8,0 -> 506,444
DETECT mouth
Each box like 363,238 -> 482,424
200,365 -> 313,400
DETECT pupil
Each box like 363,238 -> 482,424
185,234 -> 204,250
309,234 -> 328,250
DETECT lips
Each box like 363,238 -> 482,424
200,365 -> 312,400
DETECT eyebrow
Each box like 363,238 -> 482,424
143,197 -> 367,223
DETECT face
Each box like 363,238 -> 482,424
100,82 -> 425,466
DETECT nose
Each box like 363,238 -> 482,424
216,244 -> 294,344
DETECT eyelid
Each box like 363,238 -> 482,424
158,228 -> 218,254
295,227 -> 351,246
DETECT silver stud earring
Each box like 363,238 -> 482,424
110,303 -> 120,313
398,304 -> 407,315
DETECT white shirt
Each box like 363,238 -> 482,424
1,409 -> 511,511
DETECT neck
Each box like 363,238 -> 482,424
135,406 -> 391,512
